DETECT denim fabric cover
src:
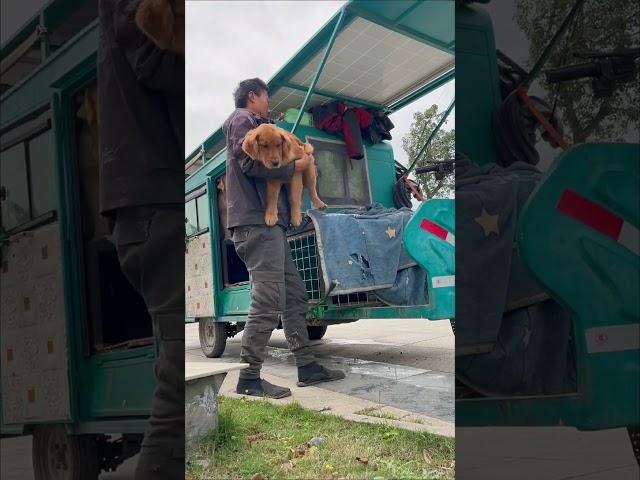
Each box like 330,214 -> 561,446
307,203 -> 427,306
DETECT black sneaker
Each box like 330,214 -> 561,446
297,361 -> 346,387
236,378 -> 292,399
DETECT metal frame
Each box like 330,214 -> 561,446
281,82 -> 389,112
291,8 -> 346,135
346,3 -> 454,55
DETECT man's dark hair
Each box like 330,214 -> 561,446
234,78 -> 269,108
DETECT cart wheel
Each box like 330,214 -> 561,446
307,325 -> 328,340
32,424 -> 99,480
628,426 -> 640,465
199,318 -> 227,358
450,319 -> 455,335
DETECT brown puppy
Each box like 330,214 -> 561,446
242,124 -> 327,227
135,0 -> 185,55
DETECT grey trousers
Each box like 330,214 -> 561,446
113,206 -> 184,479
232,225 -> 315,379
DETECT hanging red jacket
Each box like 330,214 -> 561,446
311,101 -> 372,160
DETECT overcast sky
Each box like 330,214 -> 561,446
186,0 -> 455,162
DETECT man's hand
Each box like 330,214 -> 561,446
294,154 -> 314,172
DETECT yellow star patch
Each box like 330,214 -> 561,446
474,208 -> 499,236
385,227 -> 396,239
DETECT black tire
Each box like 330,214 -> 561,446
450,318 -> 455,335
32,424 -> 99,480
199,318 -> 227,358
307,325 -> 328,340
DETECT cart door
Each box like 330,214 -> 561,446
1,112 -> 72,425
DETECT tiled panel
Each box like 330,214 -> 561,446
185,233 -> 214,318
0,222 -> 70,423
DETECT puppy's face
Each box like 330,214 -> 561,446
217,176 -> 226,193
242,124 -> 299,169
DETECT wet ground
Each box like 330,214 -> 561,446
185,318 -> 456,424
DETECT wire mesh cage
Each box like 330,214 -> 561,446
288,230 -> 322,302
287,229 -> 383,308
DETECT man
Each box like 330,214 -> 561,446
98,1 -> 184,478
223,78 -> 345,398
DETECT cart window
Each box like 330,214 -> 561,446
186,198 -> 198,236
0,144 -> 30,231
28,129 -> 57,217
309,138 -> 371,206
1,119 -> 57,233
196,193 -> 210,230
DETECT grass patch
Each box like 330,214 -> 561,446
187,396 -> 454,480
355,407 -> 402,422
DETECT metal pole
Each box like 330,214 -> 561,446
406,97 -> 455,174
38,12 -> 50,60
291,8 -> 346,135
521,0 -> 586,87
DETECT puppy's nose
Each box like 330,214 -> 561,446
271,160 -> 279,167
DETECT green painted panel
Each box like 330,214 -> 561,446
459,143 -> 640,429
1,21 -> 98,128
83,349 -> 155,419
517,143 -> 639,429
221,285 -> 251,316
315,305 -> 433,321
455,5 -> 501,165
404,199 -> 454,320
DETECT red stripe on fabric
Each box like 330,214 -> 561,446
420,218 -> 448,240
556,189 -> 623,240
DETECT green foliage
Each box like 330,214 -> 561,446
515,0 -> 639,143
187,396 -> 455,479
401,105 -> 455,199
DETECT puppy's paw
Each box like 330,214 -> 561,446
291,211 -> 303,227
265,211 -> 278,226
312,198 -> 327,210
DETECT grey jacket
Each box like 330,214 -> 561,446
222,109 -> 295,229
98,0 -> 184,215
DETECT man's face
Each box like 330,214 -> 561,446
248,89 -> 269,118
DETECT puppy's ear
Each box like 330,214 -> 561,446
136,0 -> 181,53
242,130 -> 260,159
281,134 -> 297,161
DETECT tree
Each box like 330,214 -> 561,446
515,0 -> 639,143
401,105 -> 455,199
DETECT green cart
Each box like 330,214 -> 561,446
184,0 -> 456,358
1,2 -> 154,477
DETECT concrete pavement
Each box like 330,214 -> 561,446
186,318 -> 456,434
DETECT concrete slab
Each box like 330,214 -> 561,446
185,361 -> 247,381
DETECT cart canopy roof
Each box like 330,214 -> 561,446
185,0 -> 454,173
